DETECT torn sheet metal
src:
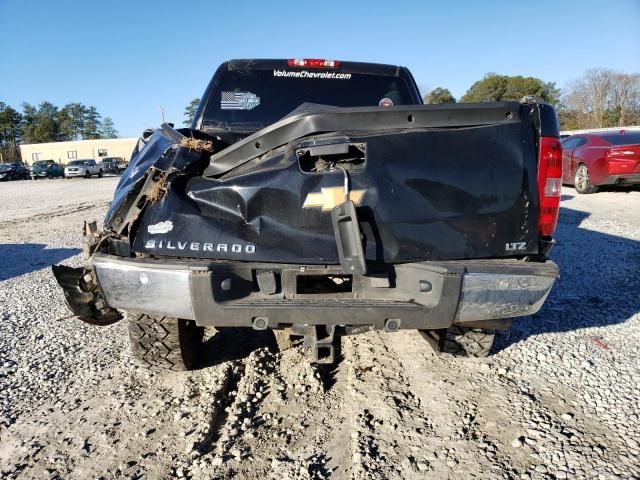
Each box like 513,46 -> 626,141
51,265 -> 122,326
103,124 -> 214,238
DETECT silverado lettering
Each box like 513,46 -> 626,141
144,239 -> 256,254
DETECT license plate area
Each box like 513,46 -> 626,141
296,274 -> 353,294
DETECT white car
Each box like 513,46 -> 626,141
64,160 -> 103,178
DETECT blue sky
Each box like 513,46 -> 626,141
1,0 -> 639,137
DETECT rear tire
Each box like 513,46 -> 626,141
422,325 -> 495,358
574,164 -> 598,194
98,170 -> 103,178
127,312 -> 204,371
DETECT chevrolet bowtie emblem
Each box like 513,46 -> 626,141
303,187 -> 366,211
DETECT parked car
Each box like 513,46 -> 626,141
64,159 -> 103,178
562,130 -> 640,193
0,162 -> 31,181
53,58 -> 561,371
31,160 -> 65,179
117,160 -> 129,173
100,157 -> 125,174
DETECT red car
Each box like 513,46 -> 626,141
562,130 -> 640,193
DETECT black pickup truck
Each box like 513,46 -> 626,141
53,59 -> 562,370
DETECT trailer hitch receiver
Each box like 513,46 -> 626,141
291,324 -> 337,364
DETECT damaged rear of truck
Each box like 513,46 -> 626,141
53,59 -> 561,370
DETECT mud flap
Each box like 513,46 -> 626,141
331,199 -> 367,275
52,265 -> 122,326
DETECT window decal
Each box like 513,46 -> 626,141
220,91 -> 261,110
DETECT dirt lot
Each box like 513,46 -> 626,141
1,178 -> 639,479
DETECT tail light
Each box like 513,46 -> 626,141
606,146 -> 640,160
287,59 -> 341,68
537,137 -> 563,237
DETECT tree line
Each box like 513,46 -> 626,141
0,101 -> 118,162
423,68 -> 639,131
558,69 -> 640,130
5,66 -> 638,163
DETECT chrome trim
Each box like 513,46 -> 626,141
455,273 -> 556,322
92,257 -> 196,319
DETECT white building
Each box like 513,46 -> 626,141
19,138 -> 138,166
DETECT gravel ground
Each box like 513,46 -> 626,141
0,176 -> 118,225
0,178 -> 639,479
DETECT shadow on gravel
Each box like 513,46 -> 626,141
495,206 -> 640,351
0,243 -> 80,281
562,185 -> 640,196
595,184 -> 640,193
198,328 -> 278,369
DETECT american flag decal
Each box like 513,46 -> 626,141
220,91 -> 261,110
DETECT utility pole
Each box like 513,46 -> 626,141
158,106 -> 165,124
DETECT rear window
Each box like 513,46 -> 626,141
202,69 -> 415,129
601,132 -> 640,145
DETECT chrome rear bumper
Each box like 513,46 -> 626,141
91,254 -> 558,329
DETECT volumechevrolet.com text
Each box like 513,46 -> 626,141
273,69 -> 352,79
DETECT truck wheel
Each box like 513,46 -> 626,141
127,312 -> 204,371
98,170 -> 103,178
85,170 -> 91,179
421,326 -> 495,358
574,164 -> 598,194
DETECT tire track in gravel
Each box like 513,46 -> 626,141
177,349 -> 276,479
0,201 -> 112,228
265,350 -> 351,480
178,342 -> 355,480
343,331 -> 441,479
185,362 -> 241,455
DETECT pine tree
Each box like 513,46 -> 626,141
183,98 -> 200,126
98,117 -> 119,138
